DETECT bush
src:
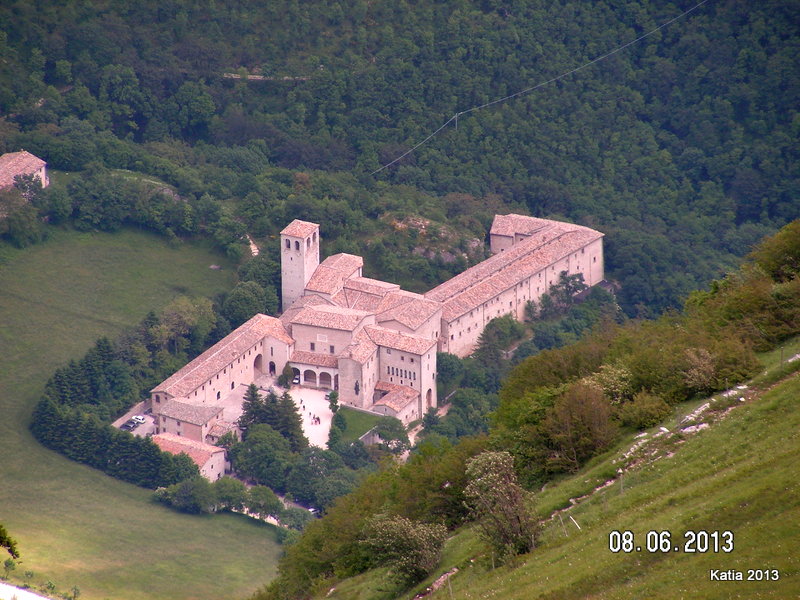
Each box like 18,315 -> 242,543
464,451 -> 538,562
617,391 -> 673,430
360,515 -> 447,584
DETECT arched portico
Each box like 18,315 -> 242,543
304,370 -> 317,385
426,388 -> 433,409
254,354 -> 263,374
268,361 -> 276,375
319,372 -> 332,389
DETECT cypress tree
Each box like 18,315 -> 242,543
277,391 -> 308,452
238,383 -> 263,432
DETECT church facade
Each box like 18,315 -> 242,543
148,214 -> 604,444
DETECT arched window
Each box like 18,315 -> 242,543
285,239 -> 290,248
295,241 -> 300,250
354,380 -> 360,395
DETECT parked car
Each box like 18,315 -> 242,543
131,415 -> 146,424
120,422 -> 135,431
292,375 -> 301,384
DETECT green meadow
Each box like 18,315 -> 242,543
0,229 -> 282,599
337,407 -> 384,444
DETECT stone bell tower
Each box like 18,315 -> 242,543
280,220 -> 320,310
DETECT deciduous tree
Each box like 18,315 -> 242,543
463,451 -> 538,562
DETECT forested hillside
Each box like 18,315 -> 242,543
1,0 -> 798,314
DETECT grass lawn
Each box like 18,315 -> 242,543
0,228 -> 282,600
338,407 -> 383,443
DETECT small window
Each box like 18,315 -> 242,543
231,382 -> 235,389
330,345 -> 334,354
401,356 -> 404,361
295,241 -> 300,250
216,391 -> 221,399
310,342 -> 316,351
285,239 -> 290,248
306,238 -> 310,248
593,257 -> 597,263
410,358 -> 414,363
387,348 -> 392,354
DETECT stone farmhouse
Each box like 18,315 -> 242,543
147,214 -> 604,455
0,150 -> 49,191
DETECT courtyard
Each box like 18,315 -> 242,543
254,375 -> 334,448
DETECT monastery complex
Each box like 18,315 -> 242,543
147,214 -> 604,457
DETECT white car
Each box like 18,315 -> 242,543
131,415 -> 146,424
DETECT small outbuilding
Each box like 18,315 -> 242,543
0,151 -> 49,190
151,433 -> 227,481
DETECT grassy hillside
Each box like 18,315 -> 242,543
323,361 -> 800,600
0,229 -> 283,600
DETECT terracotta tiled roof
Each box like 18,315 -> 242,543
157,400 -> 222,426
151,314 -> 292,397
373,382 -> 419,412
291,304 -> 373,331
207,421 -> 238,439
426,220 -> 603,321
321,253 -> 363,277
281,219 -> 318,238
364,326 -> 436,355
152,433 -> 224,468
305,265 -> 347,295
331,288 -> 384,312
344,277 -> 399,294
0,151 -> 46,189
377,294 -> 441,330
490,214 -> 552,237
342,328 -> 378,364
306,254 -> 365,296
280,294 -> 332,330
290,350 -> 339,368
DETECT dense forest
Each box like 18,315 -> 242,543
1,0 -> 798,315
